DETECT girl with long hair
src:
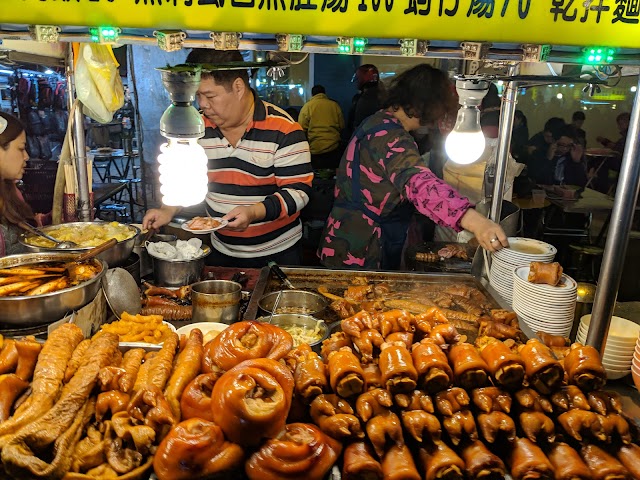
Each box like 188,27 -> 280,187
0,112 -> 34,256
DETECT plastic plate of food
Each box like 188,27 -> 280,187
181,216 -> 228,234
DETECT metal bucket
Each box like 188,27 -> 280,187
150,244 -> 210,287
134,233 -> 177,278
475,199 -> 521,237
191,280 -> 242,324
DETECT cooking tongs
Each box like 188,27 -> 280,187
268,261 -> 295,289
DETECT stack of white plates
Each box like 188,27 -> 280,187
512,265 -> 577,337
489,237 -> 556,306
576,314 -> 640,380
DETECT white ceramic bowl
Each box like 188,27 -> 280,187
176,322 -> 229,345
605,344 -> 636,354
578,325 -> 638,347
602,358 -> 632,369
603,350 -> 636,361
581,315 -> 640,341
605,368 -> 631,380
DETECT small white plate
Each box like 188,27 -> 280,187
119,321 -> 177,351
513,267 -> 578,293
181,217 -> 228,234
501,237 -> 557,256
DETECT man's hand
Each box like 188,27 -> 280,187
570,144 -> 584,163
223,204 -> 266,232
142,206 -> 180,231
546,142 -> 557,160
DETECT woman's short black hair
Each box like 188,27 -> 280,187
185,49 -> 250,91
383,64 -> 454,126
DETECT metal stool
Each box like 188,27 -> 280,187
97,203 -> 130,222
93,157 -> 114,183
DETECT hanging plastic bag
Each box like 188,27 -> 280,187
74,43 -> 124,123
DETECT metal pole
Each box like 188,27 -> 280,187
489,63 -> 519,223
586,73 -> 640,350
66,44 -> 91,221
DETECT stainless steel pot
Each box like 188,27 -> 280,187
151,245 -> 211,287
134,233 -> 177,278
191,280 -> 242,324
258,290 -> 328,316
0,252 -> 107,326
19,221 -> 139,268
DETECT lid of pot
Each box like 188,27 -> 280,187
102,268 -> 142,319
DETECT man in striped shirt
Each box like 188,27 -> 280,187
143,50 -> 313,267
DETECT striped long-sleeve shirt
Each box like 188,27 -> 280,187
200,93 -> 313,258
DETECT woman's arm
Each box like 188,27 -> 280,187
405,168 -> 508,252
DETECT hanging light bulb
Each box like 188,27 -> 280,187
156,66 -> 208,207
444,76 -> 490,165
158,138 -> 208,207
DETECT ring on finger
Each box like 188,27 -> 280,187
490,237 -> 498,243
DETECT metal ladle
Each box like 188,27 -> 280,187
18,221 -> 79,249
267,289 -> 284,324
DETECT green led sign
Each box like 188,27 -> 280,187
337,37 -> 367,54
89,26 -> 120,44
354,37 -> 367,53
584,47 -> 615,64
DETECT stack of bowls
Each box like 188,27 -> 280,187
632,333 -> 640,391
489,237 -> 556,306
576,315 -> 640,380
512,265 -> 577,337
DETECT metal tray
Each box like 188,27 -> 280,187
245,267 -> 504,341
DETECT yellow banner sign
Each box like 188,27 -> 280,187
3,1 -> 640,48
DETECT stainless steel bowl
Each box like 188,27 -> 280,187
258,290 -> 328,316
257,314 -> 329,352
0,252 -> 107,326
151,245 -> 211,287
19,221 -> 139,268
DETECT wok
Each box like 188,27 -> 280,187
19,221 -> 139,268
0,252 -> 107,326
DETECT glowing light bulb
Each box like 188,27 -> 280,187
157,138 -> 208,207
444,106 -> 485,165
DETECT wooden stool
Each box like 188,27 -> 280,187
568,244 -> 603,283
